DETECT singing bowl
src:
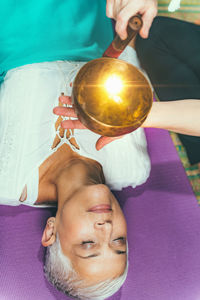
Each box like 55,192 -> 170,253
72,58 -> 153,137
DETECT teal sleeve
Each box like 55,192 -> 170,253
0,0 -> 114,82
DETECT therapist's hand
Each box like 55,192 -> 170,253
106,0 -> 157,39
53,95 -> 123,151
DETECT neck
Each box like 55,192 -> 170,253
55,158 -> 105,211
37,144 -> 104,205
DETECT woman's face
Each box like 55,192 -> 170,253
56,184 -> 127,285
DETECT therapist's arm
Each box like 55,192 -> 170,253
54,96 -> 200,151
142,100 -> 200,136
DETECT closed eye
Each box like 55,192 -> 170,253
75,237 -> 127,259
113,237 -> 126,244
113,237 -> 125,241
81,241 -> 95,244
81,241 -> 95,250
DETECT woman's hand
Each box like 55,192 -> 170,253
106,0 -> 157,39
53,95 -> 124,151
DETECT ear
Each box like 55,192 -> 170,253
41,217 -> 56,247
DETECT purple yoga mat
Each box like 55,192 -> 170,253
0,128 -> 200,300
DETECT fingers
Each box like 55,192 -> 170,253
106,0 -> 115,18
61,119 -> 86,130
96,136 -> 112,151
106,0 -> 157,40
53,105 -> 86,129
139,8 -> 157,38
96,135 -> 124,151
59,95 -> 72,105
115,5 -> 139,40
115,15 -> 129,40
53,106 -> 77,118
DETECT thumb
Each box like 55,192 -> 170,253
96,135 -> 124,151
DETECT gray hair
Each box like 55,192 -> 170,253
44,234 -> 128,300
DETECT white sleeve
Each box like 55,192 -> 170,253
168,0 -> 181,12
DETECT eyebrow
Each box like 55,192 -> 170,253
77,250 -> 126,259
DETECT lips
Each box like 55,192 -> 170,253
88,204 -> 112,213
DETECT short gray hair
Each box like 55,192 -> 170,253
44,234 -> 128,300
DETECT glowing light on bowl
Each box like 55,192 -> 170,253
105,75 -> 123,95
113,95 -> 123,103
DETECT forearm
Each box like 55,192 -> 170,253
142,100 -> 200,136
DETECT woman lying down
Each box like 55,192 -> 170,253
0,47 -> 151,299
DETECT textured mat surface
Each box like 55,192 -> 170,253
0,128 -> 200,300
171,132 -> 200,203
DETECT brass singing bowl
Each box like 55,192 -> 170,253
72,58 -> 153,137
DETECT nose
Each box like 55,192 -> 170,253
94,220 -> 113,243
94,220 -> 112,229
